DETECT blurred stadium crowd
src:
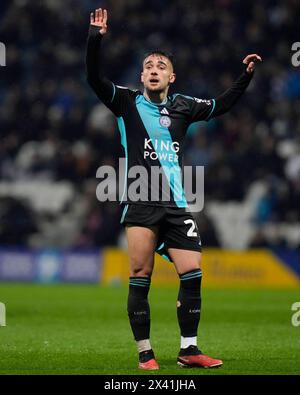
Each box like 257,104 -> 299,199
0,0 -> 300,250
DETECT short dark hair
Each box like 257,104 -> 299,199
143,50 -> 175,70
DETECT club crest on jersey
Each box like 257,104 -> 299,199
159,115 -> 171,128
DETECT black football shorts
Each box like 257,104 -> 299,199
120,204 -> 202,262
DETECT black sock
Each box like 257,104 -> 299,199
139,349 -> 155,363
177,269 -> 202,338
127,277 -> 151,341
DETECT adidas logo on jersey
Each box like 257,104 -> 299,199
160,108 -> 169,115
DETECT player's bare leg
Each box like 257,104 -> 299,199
168,248 -> 223,368
168,249 -> 201,276
126,225 -> 159,370
126,225 -> 158,277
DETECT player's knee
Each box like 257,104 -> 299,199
129,255 -> 153,277
130,268 -> 152,278
130,265 -> 152,278
187,254 -> 202,272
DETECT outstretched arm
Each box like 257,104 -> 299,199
188,54 -> 262,122
212,54 -> 262,117
86,8 -> 114,103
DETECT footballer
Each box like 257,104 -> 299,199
86,8 -> 262,370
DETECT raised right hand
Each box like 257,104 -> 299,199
90,8 -> 108,35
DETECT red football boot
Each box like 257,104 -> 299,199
138,350 -> 160,370
139,358 -> 160,370
177,345 -> 223,368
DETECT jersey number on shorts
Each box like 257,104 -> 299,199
184,219 -> 197,237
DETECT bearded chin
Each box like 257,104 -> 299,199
147,84 -> 165,93
149,86 -> 161,92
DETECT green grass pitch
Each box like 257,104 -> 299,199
0,283 -> 299,375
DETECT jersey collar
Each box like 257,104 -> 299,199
142,94 -> 168,106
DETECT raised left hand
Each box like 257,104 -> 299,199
243,54 -> 262,73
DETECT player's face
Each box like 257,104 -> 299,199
141,54 -> 176,93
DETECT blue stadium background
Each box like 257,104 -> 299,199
0,0 -> 299,282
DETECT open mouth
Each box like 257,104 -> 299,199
149,79 -> 159,84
